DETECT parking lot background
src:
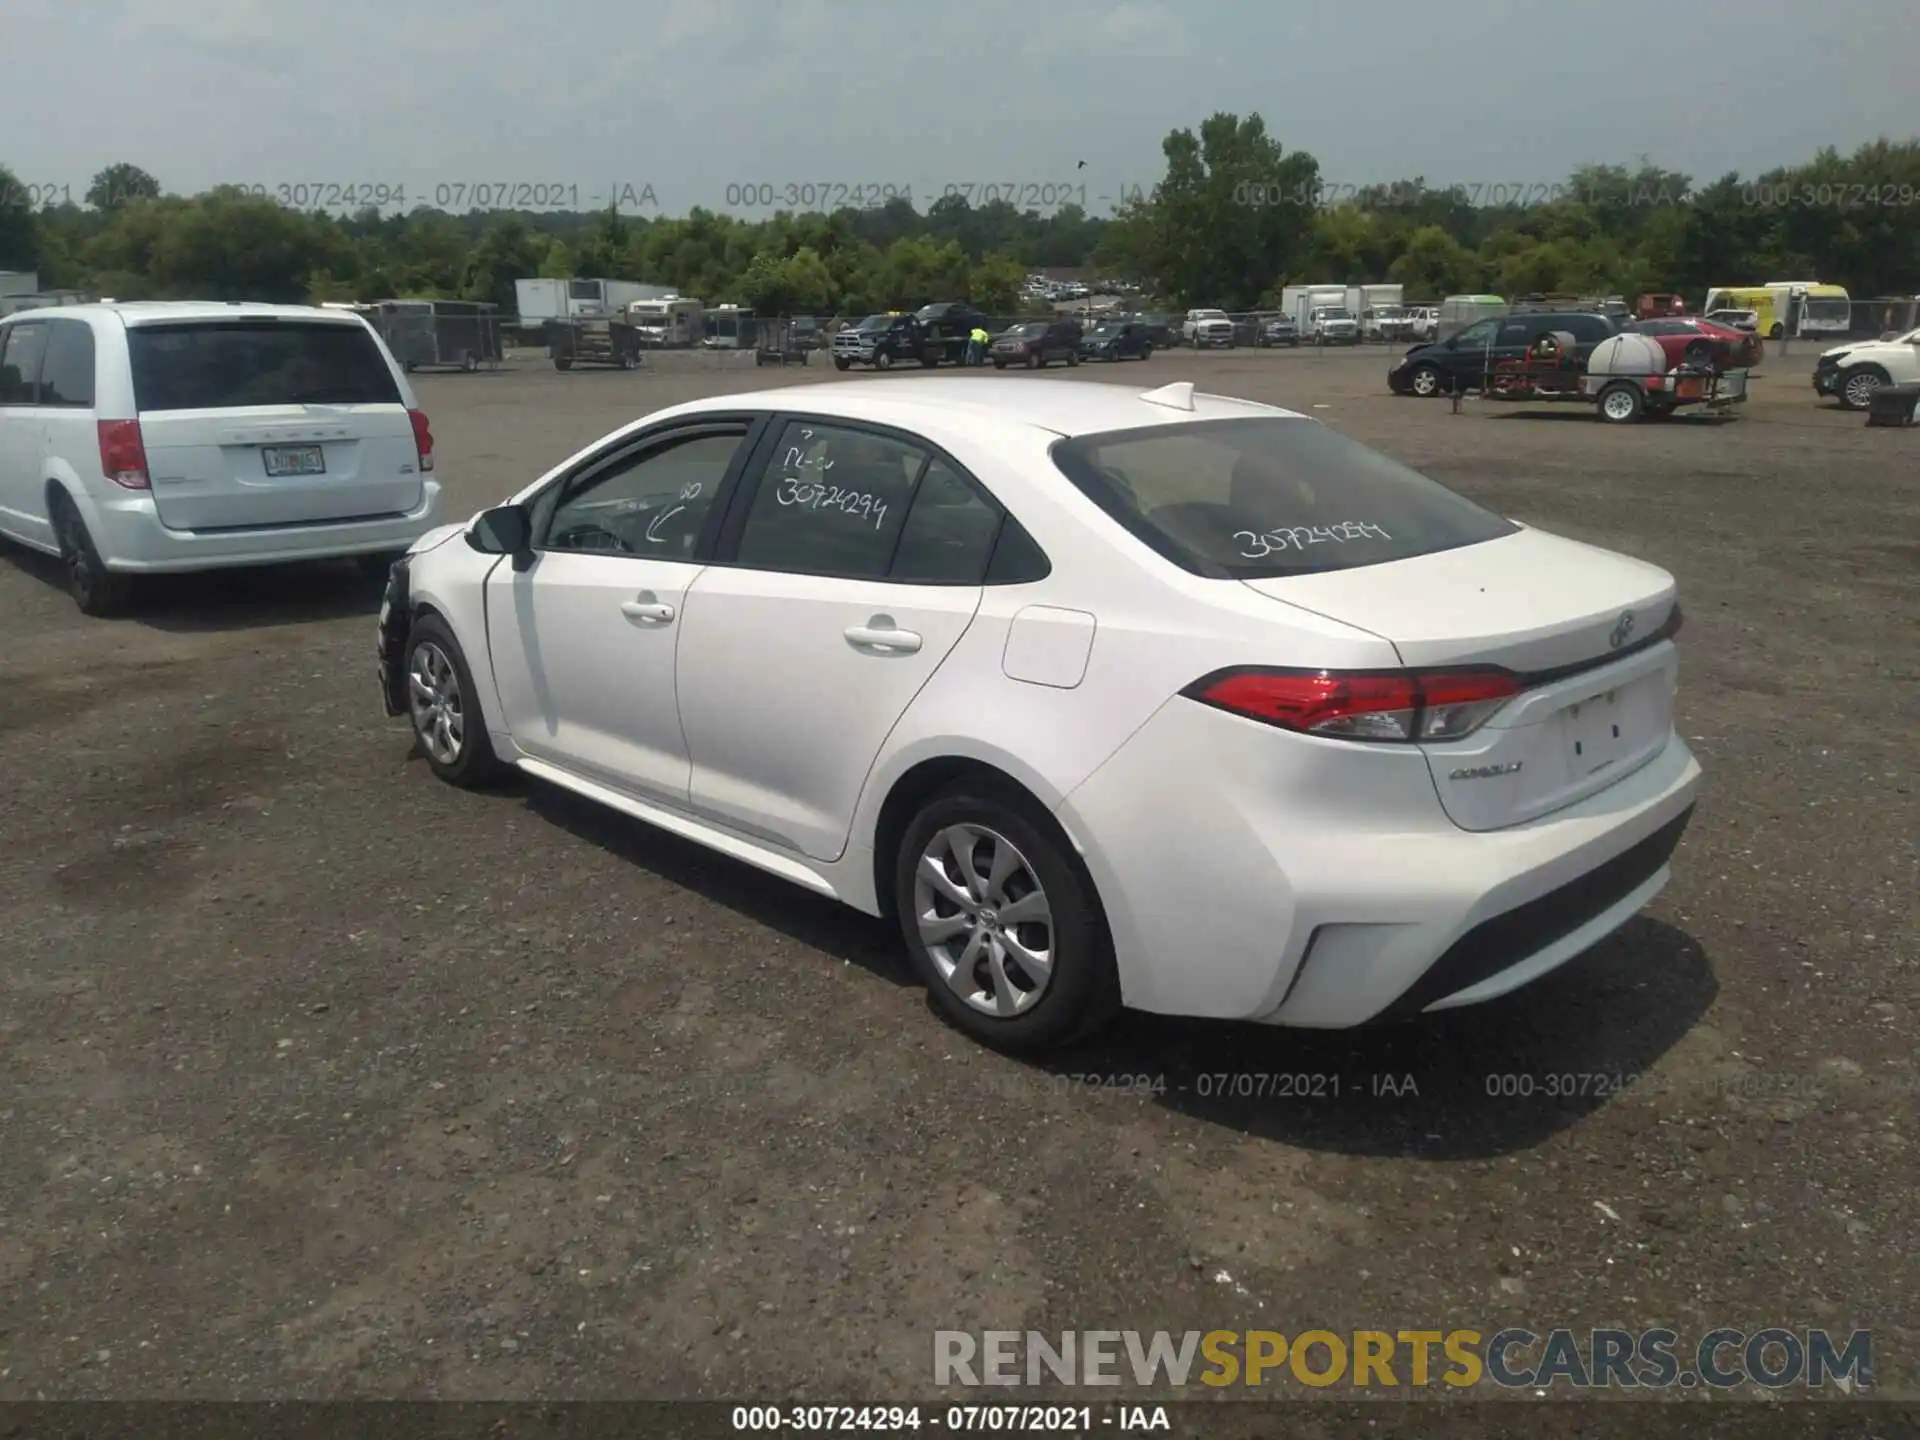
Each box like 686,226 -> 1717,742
0,349 -> 1913,1399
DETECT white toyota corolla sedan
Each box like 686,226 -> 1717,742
376,378 -> 1701,1053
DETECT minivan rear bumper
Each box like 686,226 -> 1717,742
81,480 -> 442,572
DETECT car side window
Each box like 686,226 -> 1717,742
37,320 -> 96,407
889,458 -> 1004,585
541,428 -> 746,560
1452,320 -> 1497,347
732,421 -> 924,579
1496,321 -> 1531,346
0,323 -> 47,405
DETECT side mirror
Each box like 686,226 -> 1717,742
468,503 -> 532,556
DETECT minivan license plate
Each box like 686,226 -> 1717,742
263,444 -> 325,477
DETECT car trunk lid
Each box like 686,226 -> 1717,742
1241,527 -> 1681,830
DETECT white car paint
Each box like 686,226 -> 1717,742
385,378 -> 1701,1043
0,301 -> 441,605
1815,327 -> 1920,407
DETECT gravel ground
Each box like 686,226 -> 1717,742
0,346 -> 1913,1418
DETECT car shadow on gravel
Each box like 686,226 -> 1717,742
520,778 -> 915,990
1039,917 -> 1718,1161
4,544 -> 388,631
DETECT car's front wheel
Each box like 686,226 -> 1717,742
403,614 -> 505,788
1408,363 -> 1442,397
1837,366 -> 1888,410
893,782 -> 1119,1054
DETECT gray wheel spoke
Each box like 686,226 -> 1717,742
943,826 -> 988,900
942,930 -> 988,1000
996,891 -> 1049,928
917,910 -> 970,945
918,852 -> 972,909
999,930 -> 1051,985
985,938 -> 1024,1015
983,840 -> 1021,903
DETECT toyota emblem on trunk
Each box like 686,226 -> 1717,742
1609,611 -> 1635,649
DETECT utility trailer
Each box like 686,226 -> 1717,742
1479,328 -> 1745,423
547,317 -> 645,371
754,317 -> 814,367
369,300 -> 503,372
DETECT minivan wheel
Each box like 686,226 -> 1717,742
893,782 -> 1119,1054
403,615 -> 504,788
51,492 -> 132,617
1409,363 -> 1442,397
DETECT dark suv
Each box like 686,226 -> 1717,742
1388,310 -> 1620,396
1078,319 -> 1153,361
993,319 -> 1083,369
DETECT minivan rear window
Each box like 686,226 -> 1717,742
127,320 -> 402,411
1050,416 -> 1518,579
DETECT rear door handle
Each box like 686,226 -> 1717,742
844,623 -> 921,654
620,600 -> 675,623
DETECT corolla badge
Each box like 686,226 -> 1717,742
1608,611 -> 1636,649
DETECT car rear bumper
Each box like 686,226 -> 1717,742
83,481 -> 442,572
1056,698 -> 1702,1025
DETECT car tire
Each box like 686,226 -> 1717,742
50,489 -> 133,618
1597,381 -> 1645,423
1768,323 -> 1785,340
554,356 -> 573,371
402,613 -> 505,790
1682,340 -> 1713,366
1837,366 -> 1888,410
874,349 -> 893,370
1026,351 -> 1040,369
1408,363 -> 1442,397
1140,345 -> 1152,360
893,780 -> 1120,1055
1067,352 -> 1079,366
993,359 -> 1007,370
833,357 -> 851,371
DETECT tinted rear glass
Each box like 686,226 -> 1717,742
128,321 -> 402,411
1049,416 -> 1518,579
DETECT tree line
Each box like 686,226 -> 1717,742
3,121 -> 1915,318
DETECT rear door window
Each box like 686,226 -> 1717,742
37,319 -> 96,407
127,320 -> 402,411
0,323 -> 47,405
1050,416 -> 1517,579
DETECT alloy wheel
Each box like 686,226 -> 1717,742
1843,372 -> 1883,408
913,823 -> 1054,1018
407,641 -> 465,765
58,509 -> 96,607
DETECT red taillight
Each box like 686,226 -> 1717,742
97,419 -> 150,490
408,408 -> 434,472
1186,667 -> 1522,743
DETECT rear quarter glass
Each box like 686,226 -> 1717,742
1050,416 -> 1517,580
127,320 -> 403,411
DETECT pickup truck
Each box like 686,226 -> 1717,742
1308,307 -> 1360,345
1182,308 -> 1235,348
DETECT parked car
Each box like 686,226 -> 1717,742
1626,316 -> 1763,369
832,313 -> 922,370
1407,306 -> 1439,341
1181,308 -> 1235,348
1078,320 -> 1153,361
993,319 -> 1083,369
1362,305 -> 1417,344
1130,313 -> 1178,349
1254,313 -> 1299,347
1812,325 -> 1920,409
0,301 -> 440,615
1389,310 -> 1621,396
376,377 -> 1700,1053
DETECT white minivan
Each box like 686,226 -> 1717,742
0,301 -> 442,614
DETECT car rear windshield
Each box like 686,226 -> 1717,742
1049,416 -> 1518,579
128,320 -> 402,411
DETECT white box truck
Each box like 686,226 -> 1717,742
1284,284 -> 1347,332
514,277 -> 677,326
1348,284 -> 1409,342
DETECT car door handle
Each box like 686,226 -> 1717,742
620,600 -> 675,623
844,623 -> 922,654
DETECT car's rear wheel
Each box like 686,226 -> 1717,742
1683,340 -> 1713,366
1026,351 -> 1039,369
874,349 -> 893,370
833,357 -> 851,371
1139,344 -> 1152,359
403,614 -> 504,789
50,491 -> 133,617
1408,363 -> 1442,397
894,783 -> 1119,1054
1838,366 -> 1888,410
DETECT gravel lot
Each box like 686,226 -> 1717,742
1,345 -> 1914,1413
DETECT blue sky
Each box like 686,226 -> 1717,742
4,0 -> 1915,217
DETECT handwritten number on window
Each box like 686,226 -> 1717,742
774,475 -> 888,531
1234,521 -> 1391,559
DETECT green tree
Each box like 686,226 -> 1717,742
0,162 -> 42,270
1386,225 -> 1478,297
87,163 -> 161,212
967,251 -> 1027,312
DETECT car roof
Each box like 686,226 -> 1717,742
673,377 -> 1300,439
28,301 -> 366,327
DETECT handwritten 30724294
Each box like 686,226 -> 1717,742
775,474 -> 890,532
1234,521 -> 1391,559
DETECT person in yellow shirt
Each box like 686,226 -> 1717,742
967,326 -> 990,366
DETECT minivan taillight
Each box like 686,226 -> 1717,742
97,420 -> 150,490
408,408 -> 434,472
1184,667 -> 1523,743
